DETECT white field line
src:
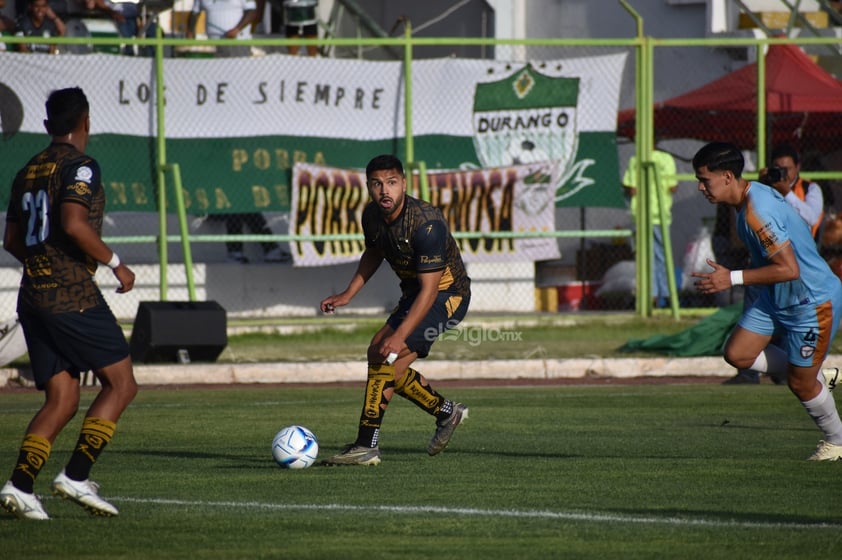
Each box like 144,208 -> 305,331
111,497 -> 838,530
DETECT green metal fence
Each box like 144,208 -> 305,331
3,13 -> 842,320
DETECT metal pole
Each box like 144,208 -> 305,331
155,24 -> 169,301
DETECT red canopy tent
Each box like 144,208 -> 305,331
617,44 -> 842,153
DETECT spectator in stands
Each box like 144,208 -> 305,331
0,0 -> 17,47
283,0 -> 317,56
761,143 -> 824,244
83,0 -> 139,55
187,0 -> 257,57
187,0 -> 290,262
622,148 -> 678,308
15,0 -> 64,54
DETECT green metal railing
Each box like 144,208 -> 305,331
6,3 -> 842,316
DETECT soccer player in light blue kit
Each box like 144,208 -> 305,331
691,142 -> 842,461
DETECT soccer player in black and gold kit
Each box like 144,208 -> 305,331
321,154 -> 471,465
0,88 -> 138,519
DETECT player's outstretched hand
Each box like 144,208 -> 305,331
691,258 -> 731,294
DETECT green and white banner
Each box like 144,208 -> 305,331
0,51 -> 627,213
292,161 -> 560,266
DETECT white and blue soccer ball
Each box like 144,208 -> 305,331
272,425 -> 319,469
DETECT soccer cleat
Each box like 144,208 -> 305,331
322,444 -> 381,466
806,440 -> 842,461
822,367 -> 839,392
427,402 -> 469,456
0,480 -> 49,520
51,470 -> 119,517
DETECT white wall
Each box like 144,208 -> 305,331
0,258 -> 540,322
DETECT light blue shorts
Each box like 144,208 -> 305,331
739,286 -> 842,368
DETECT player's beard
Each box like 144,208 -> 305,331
379,190 -> 405,221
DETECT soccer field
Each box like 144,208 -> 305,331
1,382 -> 840,559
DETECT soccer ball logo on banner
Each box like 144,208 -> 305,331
472,65 -> 579,208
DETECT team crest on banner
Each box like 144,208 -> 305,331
472,65 -> 579,196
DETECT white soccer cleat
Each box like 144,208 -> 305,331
0,480 -> 49,520
806,440 -> 842,461
51,470 -> 119,517
821,367 -> 839,392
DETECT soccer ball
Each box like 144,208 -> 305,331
271,425 -> 319,469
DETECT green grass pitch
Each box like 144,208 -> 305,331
1,382 -> 841,559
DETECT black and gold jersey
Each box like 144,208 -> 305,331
362,195 -> 470,299
6,142 -> 106,313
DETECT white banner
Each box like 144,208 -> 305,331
0,51 -> 625,139
291,162 -> 560,267
0,51 -> 627,212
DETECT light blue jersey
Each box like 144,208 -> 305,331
737,181 -> 842,366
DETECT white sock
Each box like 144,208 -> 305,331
748,344 -> 788,381
801,384 -> 842,445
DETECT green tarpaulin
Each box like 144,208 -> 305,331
619,303 -> 742,357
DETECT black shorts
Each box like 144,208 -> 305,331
386,291 -> 470,359
18,303 -> 130,390
285,23 -> 318,37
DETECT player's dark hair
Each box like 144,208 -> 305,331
45,87 -> 89,137
692,142 -> 744,178
770,142 -> 800,166
366,154 -> 404,179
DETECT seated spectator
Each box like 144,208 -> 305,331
0,0 -> 16,52
0,0 -> 16,33
83,0 -> 139,54
15,0 -> 64,53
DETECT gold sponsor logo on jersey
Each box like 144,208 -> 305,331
420,255 -> 443,264
25,255 -> 52,278
24,162 -> 57,179
68,182 -> 92,196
